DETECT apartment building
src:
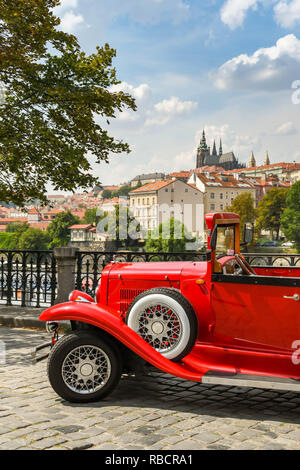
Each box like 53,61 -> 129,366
187,170 -> 256,214
129,179 -> 204,236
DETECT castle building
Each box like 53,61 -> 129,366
196,130 -> 245,171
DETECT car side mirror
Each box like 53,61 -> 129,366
243,223 -> 254,244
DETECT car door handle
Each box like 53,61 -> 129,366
283,294 -> 300,301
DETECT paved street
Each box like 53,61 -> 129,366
1,326 -> 300,450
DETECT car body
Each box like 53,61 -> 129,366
36,212 -> 300,403
281,241 -> 295,248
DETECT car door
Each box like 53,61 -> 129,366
211,273 -> 300,354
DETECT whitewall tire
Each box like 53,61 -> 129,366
125,288 -> 198,362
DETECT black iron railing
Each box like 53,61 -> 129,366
243,253 -> 300,267
0,250 -> 57,307
0,249 -> 299,308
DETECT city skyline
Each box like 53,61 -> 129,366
47,0 -> 300,190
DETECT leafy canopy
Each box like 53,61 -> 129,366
255,187 -> 288,240
145,218 -> 194,253
0,0 -> 136,206
281,181 -> 300,251
226,192 -> 256,240
46,210 -> 80,248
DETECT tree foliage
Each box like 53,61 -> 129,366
0,0 -> 136,206
281,181 -> 300,251
104,205 -> 140,246
145,218 -> 194,253
226,193 -> 256,240
18,227 -> 51,250
255,187 -> 288,240
6,221 -> 30,233
46,210 -> 80,248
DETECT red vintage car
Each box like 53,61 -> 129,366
35,212 -> 300,403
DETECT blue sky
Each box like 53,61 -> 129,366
53,0 -> 300,186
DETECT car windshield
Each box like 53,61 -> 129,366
216,224 -> 235,256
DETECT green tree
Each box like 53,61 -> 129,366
18,227 -> 51,250
82,208 -> 98,225
47,210 -> 80,248
255,187 -> 288,240
0,0 -> 136,206
83,207 -> 108,225
226,193 -> 256,241
6,221 -> 30,234
0,232 -> 18,249
105,205 -> 140,247
281,181 -> 300,251
145,218 -> 194,252
101,189 -> 112,200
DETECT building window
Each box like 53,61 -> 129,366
147,198 -> 149,205
210,193 -> 215,199
210,204 -> 215,211
152,198 -> 155,204
220,204 -> 223,210
220,193 -> 223,200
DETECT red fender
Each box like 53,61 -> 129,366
40,302 -> 209,382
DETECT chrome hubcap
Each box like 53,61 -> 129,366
62,345 -> 111,394
137,303 -> 182,353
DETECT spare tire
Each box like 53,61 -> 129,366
125,287 -> 198,362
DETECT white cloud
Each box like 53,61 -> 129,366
274,0 -> 300,28
214,34 -> 300,91
220,0 -> 260,29
146,96 -> 198,126
275,121 -> 297,134
59,11 -> 84,32
109,82 -> 198,130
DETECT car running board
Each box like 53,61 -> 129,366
202,371 -> 300,392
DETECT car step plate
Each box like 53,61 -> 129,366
202,371 -> 300,392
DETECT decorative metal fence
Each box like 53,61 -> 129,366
0,250 -> 57,307
243,253 -> 300,267
0,249 -> 299,308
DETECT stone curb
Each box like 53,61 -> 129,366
0,315 -> 70,331
0,315 -> 44,330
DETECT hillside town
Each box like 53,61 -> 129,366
0,131 -> 298,249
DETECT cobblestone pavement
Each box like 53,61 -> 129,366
1,327 -> 300,450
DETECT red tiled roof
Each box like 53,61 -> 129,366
193,172 -> 253,189
130,180 -> 173,193
0,218 -> 27,224
28,208 -> 40,214
69,224 -> 92,230
227,162 -> 289,173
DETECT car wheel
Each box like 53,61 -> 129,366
125,288 -> 198,362
47,331 -> 122,403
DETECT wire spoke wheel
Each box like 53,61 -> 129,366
126,288 -> 197,361
138,303 -> 182,354
62,345 -> 111,395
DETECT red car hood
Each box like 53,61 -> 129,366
108,261 -> 191,281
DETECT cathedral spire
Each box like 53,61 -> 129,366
219,139 -> 223,156
199,129 -> 208,150
249,151 -> 256,168
212,140 -> 217,156
264,151 -> 270,166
